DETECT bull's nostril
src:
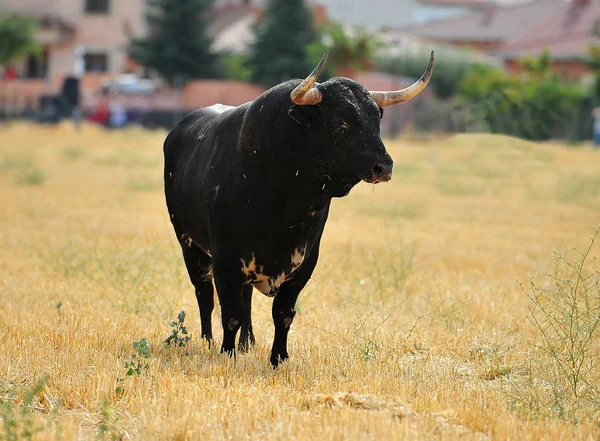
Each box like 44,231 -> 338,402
372,164 -> 384,177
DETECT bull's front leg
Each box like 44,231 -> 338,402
212,260 -> 244,357
270,288 -> 300,367
270,246 -> 320,367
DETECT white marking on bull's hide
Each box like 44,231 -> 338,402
296,169 -> 299,177
291,245 -> 306,272
241,255 -> 286,298
260,105 -> 264,112
322,183 -> 326,190
241,255 -> 257,274
180,234 -> 193,248
206,103 -> 236,114
214,185 -> 219,197
242,174 -> 247,179
169,172 -> 173,178
274,273 -> 286,288
309,210 -> 319,217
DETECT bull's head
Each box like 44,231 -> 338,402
288,49 -> 434,197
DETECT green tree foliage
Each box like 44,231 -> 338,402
374,49 -> 473,99
222,53 -> 253,82
129,0 -> 220,85
0,13 -> 40,68
319,23 -> 381,74
248,0 -> 318,87
457,50 -> 587,141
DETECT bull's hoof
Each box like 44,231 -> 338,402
238,331 -> 256,353
238,341 -> 250,353
270,352 -> 289,368
220,346 -> 235,358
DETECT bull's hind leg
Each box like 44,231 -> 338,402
180,245 -> 215,343
238,285 -> 256,352
212,259 -> 245,357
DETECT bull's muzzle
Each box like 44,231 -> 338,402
366,162 -> 393,184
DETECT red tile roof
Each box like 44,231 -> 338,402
399,0 -> 562,43
496,0 -> 600,60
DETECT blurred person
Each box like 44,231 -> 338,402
594,107 -> 600,149
3,65 -> 16,80
87,94 -> 109,126
108,94 -> 128,129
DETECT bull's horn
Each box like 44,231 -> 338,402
370,51 -> 435,107
290,49 -> 329,105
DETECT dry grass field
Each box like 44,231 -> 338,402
1,122 -> 599,440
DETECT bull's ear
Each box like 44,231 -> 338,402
288,105 -> 319,127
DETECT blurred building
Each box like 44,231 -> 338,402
0,0 -> 146,86
396,0 -> 562,52
497,0 -> 600,79
396,0 -> 599,80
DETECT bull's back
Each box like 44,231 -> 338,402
163,104 -> 246,245
164,109 -> 218,178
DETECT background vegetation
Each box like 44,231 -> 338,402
0,13 -> 40,68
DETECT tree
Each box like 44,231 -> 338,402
320,23 -> 380,75
248,0 -> 318,87
374,49 -> 472,99
129,0 -> 220,85
0,13 -> 40,68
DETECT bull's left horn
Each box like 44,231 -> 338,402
290,49 -> 329,105
370,51 -> 435,107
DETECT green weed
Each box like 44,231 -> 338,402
164,310 -> 191,348
517,227 -> 600,422
115,338 -> 152,398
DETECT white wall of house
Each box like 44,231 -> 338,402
413,5 -> 475,24
313,0 -> 419,29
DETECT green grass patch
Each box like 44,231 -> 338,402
435,175 -> 483,197
0,153 -> 34,173
360,203 -> 423,220
0,153 -> 47,186
392,162 -> 422,178
62,146 -> 87,161
94,153 -> 161,169
15,167 -> 46,186
126,174 -> 163,192
556,172 -> 600,207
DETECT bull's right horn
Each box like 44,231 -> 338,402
370,51 -> 435,107
290,49 -> 329,106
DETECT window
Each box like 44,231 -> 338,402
85,0 -> 110,14
25,48 -> 49,79
84,53 -> 109,72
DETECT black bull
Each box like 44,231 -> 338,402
163,50 -> 434,366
